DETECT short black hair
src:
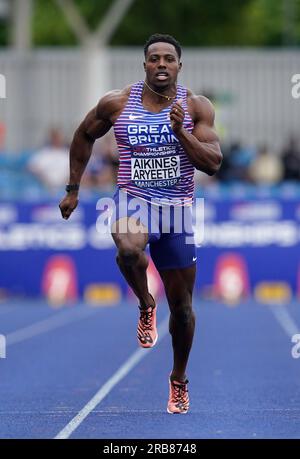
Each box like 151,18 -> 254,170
144,34 -> 182,60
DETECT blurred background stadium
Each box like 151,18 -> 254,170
2,1 -> 300,441
0,0 -> 300,307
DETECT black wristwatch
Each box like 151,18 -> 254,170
65,184 -> 79,193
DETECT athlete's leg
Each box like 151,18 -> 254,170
159,265 -> 196,382
149,204 -> 196,377
111,217 -> 155,309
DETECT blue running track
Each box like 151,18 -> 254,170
0,298 -> 300,439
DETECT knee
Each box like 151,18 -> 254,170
170,303 -> 195,325
117,240 -> 141,266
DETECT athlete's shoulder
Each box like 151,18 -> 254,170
96,86 -> 130,110
186,90 -> 215,123
101,84 -> 132,104
96,84 -> 133,121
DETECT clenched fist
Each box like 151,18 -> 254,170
170,98 -> 184,134
59,193 -> 79,220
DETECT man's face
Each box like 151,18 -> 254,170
144,42 -> 182,88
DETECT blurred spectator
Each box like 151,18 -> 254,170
217,142 -> 255,182
248,144 -> 283,185
27,128 -> 69,193
281,136 -> 300,181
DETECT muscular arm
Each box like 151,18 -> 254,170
59,88 -> 128,219
170,95 -> 222,175
69,93 -> 117,186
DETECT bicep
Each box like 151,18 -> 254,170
190,95 -> 219,143
192,121 -> 219,144
76,89 -> 127,141
78,106 -> 112,141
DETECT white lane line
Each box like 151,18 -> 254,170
6,307 -> 99,346
269,305 -> 300,338
54,314 -> 170,440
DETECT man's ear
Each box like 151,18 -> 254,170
178,62 -> 182,72
143,62 -> 146,71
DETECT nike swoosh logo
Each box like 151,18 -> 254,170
129,114 -> 144,120
193,257 -> 197,262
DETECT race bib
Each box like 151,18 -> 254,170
131,150 -> 180,188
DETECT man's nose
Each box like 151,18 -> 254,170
158,59 -> 166,68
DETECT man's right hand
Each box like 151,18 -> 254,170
59,193 -> 79,220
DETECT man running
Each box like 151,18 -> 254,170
59,33 -> 222,414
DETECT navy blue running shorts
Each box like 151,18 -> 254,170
110,188 -> 197,271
